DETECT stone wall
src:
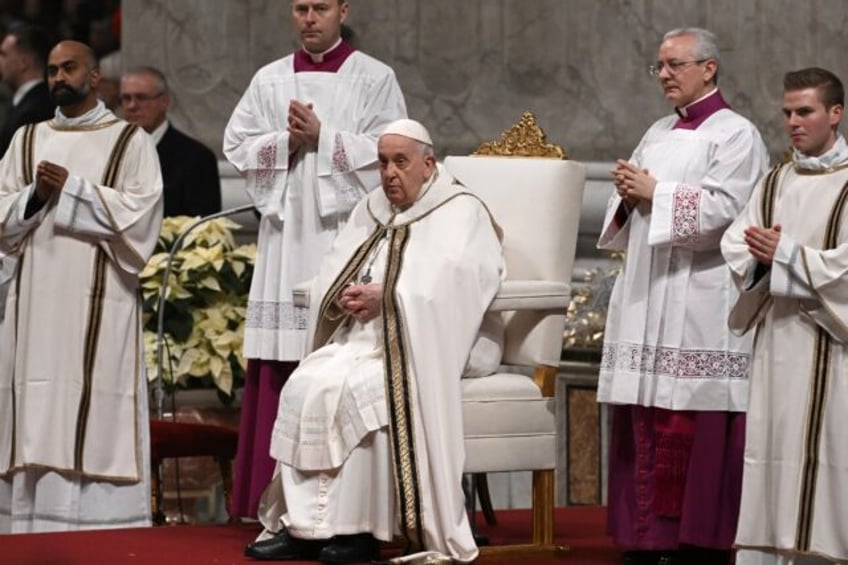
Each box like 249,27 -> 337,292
125,0 -> 848,162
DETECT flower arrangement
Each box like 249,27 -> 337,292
562,252 -> 622,359
141,216 -> 256,402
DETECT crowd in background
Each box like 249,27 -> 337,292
0,0 -> 120,113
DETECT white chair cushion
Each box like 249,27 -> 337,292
490,280 -> 571,311
464,435 -> 556,473
462,372 -> 557,472
461,373 -> 554,438
461,372 -> 541,400
462,395 -> 554,437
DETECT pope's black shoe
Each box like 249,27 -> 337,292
244,529 -> 325,561
318,533 -> 380,563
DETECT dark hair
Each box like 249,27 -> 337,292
7,24 -> 51,71
784,67 -> 845,109
341,23 -> 355,45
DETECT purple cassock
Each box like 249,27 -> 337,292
229,40 -> 357,519
230,359 -> 292,518
606,89 -> 747,552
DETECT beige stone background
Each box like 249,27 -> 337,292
124,0 -> 848,162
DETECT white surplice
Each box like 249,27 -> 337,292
260,173 -> 504,562
597,108 -> 769,411
721,138 -> 848,563
223,50 -> 407,361
0,102 -> 163,532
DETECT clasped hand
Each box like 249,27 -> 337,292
744,224 -> 782,265
35,161 -> 69,202
338,283 -> 382,323
287,99 -> 321,152
613,159 -> 657,205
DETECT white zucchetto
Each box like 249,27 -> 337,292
380,119 -> 433,146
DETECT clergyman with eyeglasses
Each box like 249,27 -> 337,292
120,66 -> 221,217
596,27 -> 769,565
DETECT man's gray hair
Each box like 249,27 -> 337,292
124,65 -> 169,95
663,27 -> 721,84
420,142 -> 435,158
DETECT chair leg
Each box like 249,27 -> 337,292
531,469 -> 555,545
473,473 -> 498,526
150,461 -> 166,525
216,456 -> 237,524
477,469 -> 566,557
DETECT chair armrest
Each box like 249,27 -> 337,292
292,280 -> 312,308
295,279 -> 569,311
490,280 -> 571,311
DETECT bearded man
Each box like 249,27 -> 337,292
0,40 -> 163,533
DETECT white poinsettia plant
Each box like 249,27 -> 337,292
141,216 -> 256,403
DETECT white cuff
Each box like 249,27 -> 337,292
770,233 -> 814,299
647,181 -> 676,246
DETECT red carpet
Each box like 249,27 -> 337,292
0,506 -> 620,564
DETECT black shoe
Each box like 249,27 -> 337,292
689,549 -> 731,565
319,533 -> 380,563
657,551 -> 686,565
623,551 -> 662,565
244,529 -> 325,561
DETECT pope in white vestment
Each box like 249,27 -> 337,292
0,41 -> 163,533
245,120 -> 503,563
722,69 -> 848,565
223,7 -> 407,516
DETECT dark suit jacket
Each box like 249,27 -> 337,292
0,81 -> 54,158
157,125 -> 222,217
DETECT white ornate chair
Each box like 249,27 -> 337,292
444,113 -> 585,556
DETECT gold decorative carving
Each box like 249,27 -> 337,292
473,111 -> 567,159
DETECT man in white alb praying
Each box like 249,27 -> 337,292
722,67 -> 848,565
596,27 -> 769,565
0,40 -> 163,532
243,119 -> 504,563
223,0 -> 407,520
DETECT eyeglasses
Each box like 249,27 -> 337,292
648,59 -> 708,77
119,92 -> 164,105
